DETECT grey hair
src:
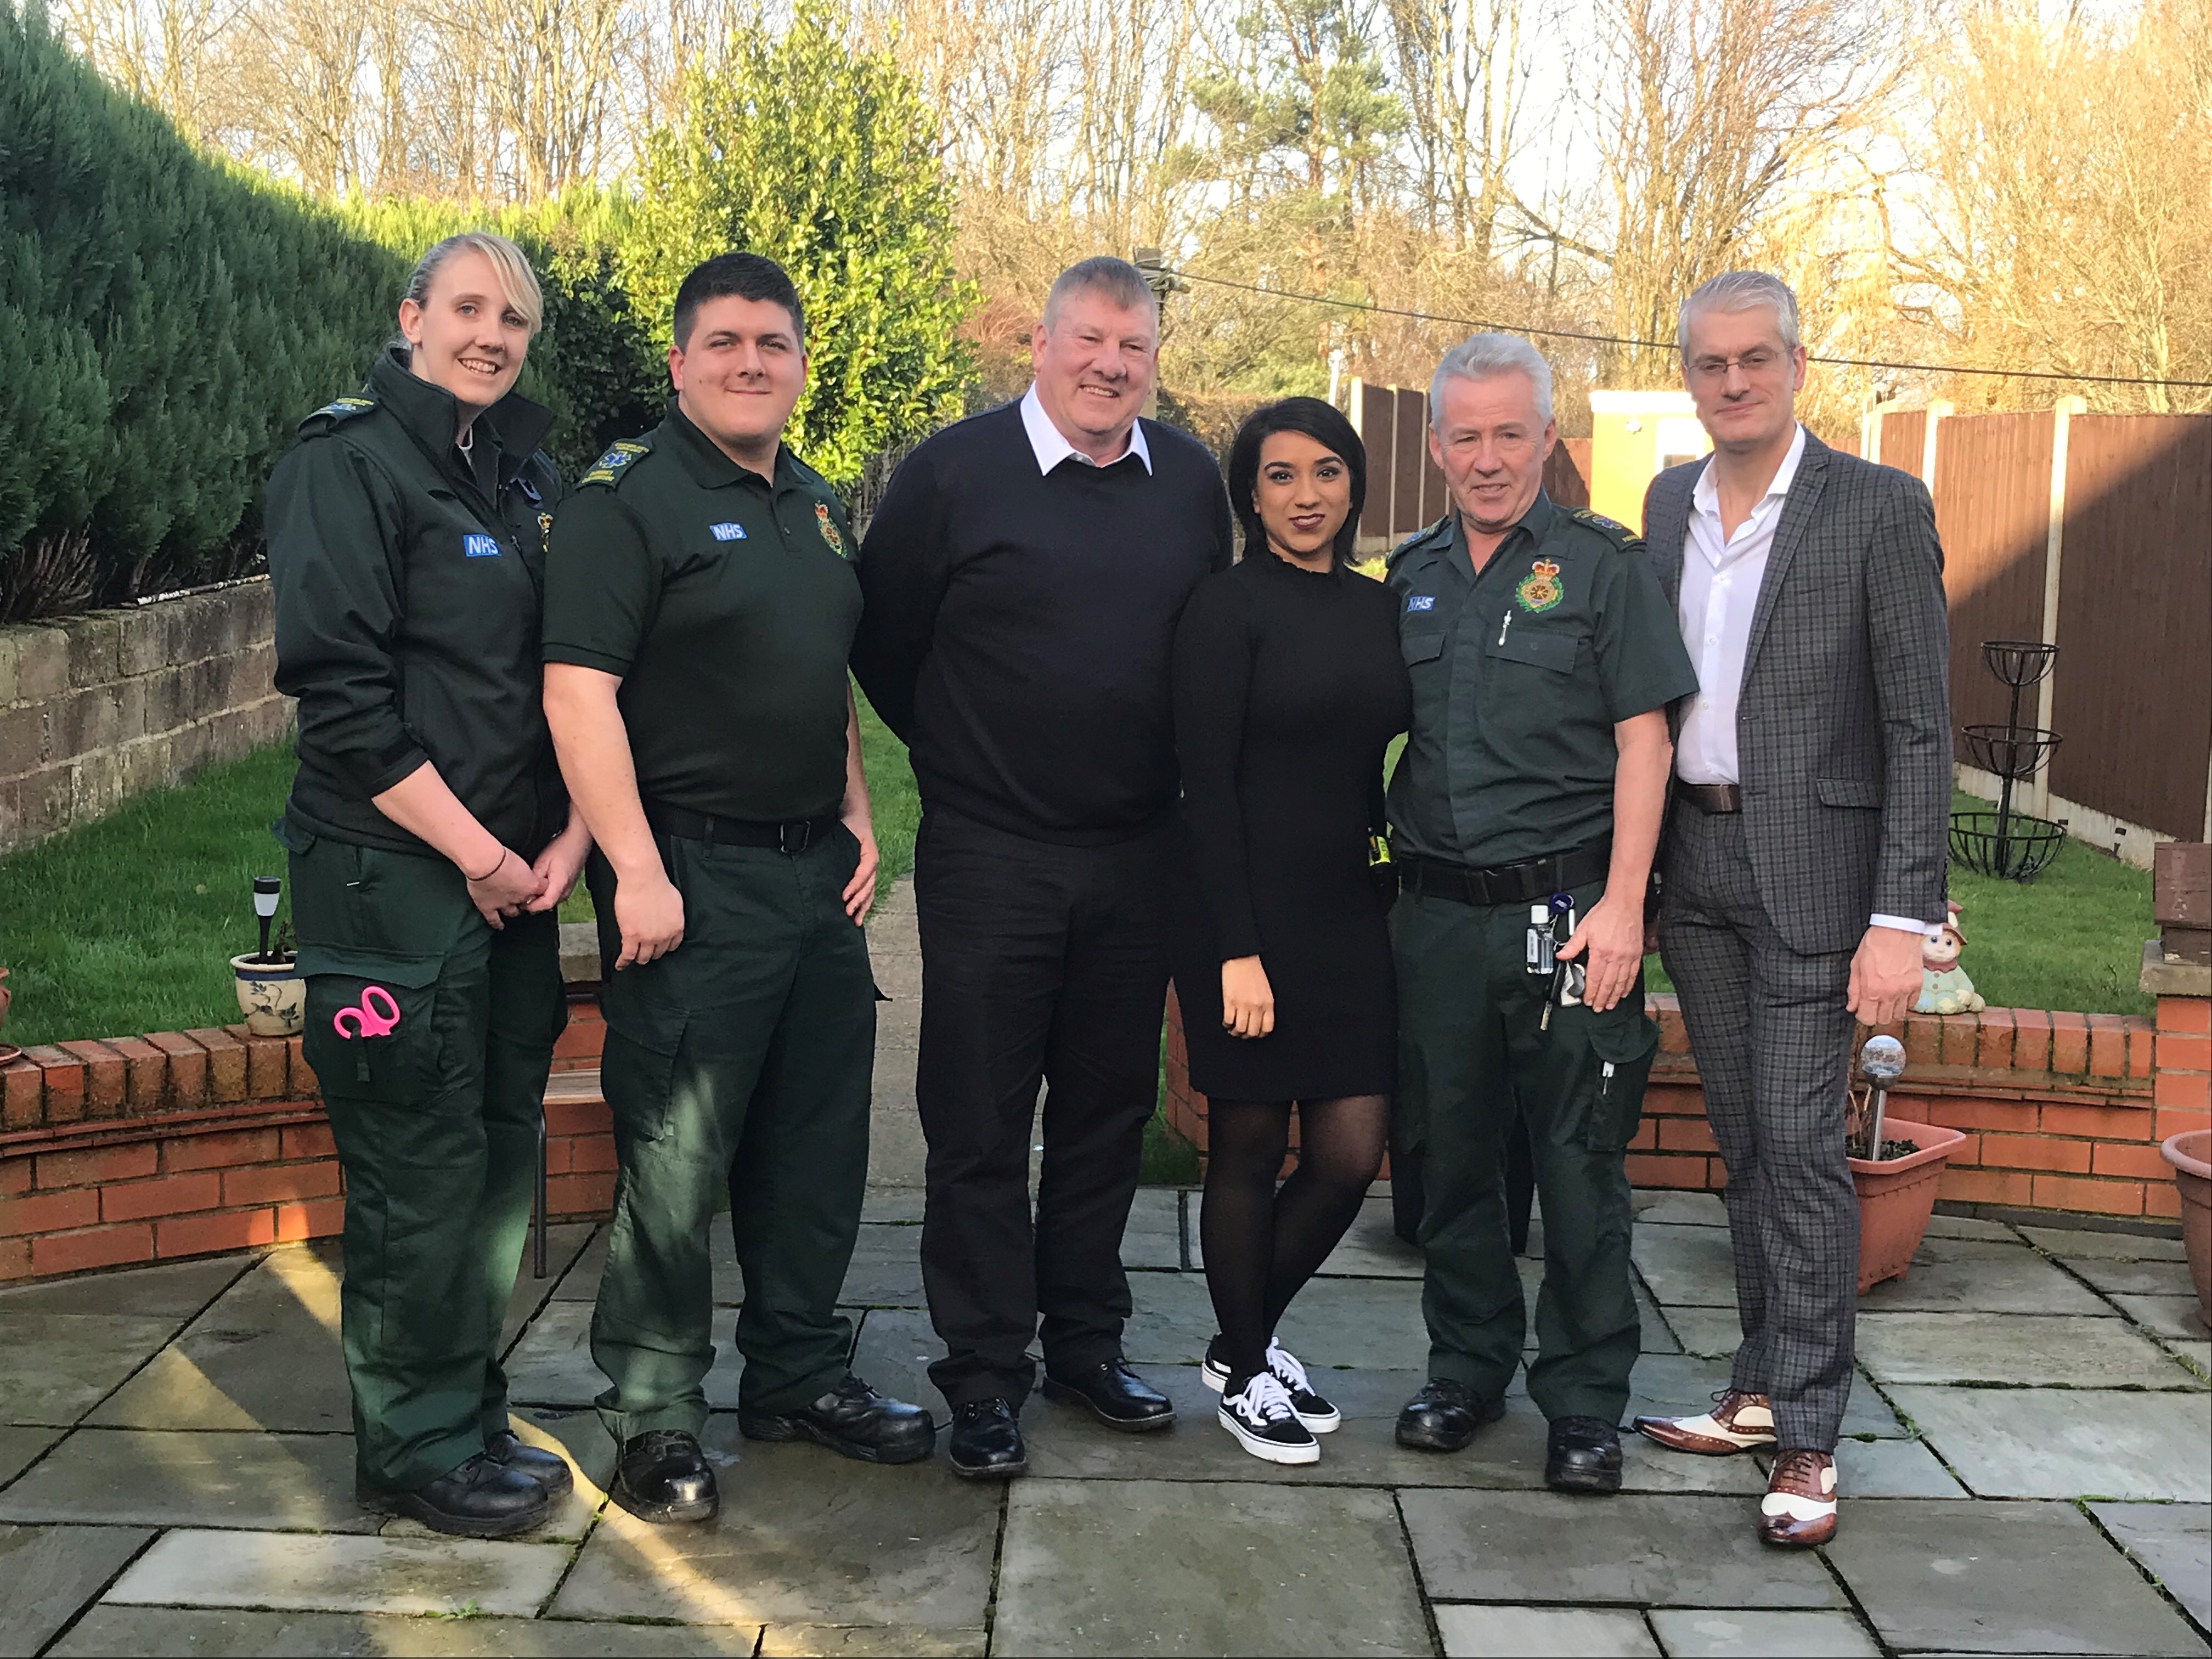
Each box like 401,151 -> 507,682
405,232 -> 544,335
1429,333 -> 1554,427
1042,256 -> 1159,331
1677,270 -> 1800,355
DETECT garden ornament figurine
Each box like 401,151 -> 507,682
0,965 -> 14,1063
1914,901 -> 1984,1015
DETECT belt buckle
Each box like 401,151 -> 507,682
780,820 -> 812,855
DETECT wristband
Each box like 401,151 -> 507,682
465,849 -> 508,883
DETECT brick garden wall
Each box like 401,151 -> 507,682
1166,988 -> 2211,1224
0,578 -> 289,853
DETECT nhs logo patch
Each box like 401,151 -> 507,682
709,522 -> 748,541
1406,595 -> 1436,612
462,534 -> 502,559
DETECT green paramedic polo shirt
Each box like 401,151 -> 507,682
542,403 -> 862,823
1384,491 -> 1697,869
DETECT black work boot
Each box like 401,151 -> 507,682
1545,1415 -> 1624,1494
1395,1378 -> 1507,1452
946,1398 -> 1027,1480
357,1452 -> 551,1538
611,1429 -> 719,1523
486,1428 -> 575,1496
738,1374 -> 936,1465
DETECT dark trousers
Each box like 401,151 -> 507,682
913,807 -> 1171,1409
1658,808 -> 1859,1452
586,829 -> 875,1440
1391,878 -> 1656,1424
288,833 -> 564,1491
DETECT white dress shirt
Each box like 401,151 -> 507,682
1020,383 -> 1152,476
1677,424 -> 1928,938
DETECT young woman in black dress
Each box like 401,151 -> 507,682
1170,397 -> 1412,1464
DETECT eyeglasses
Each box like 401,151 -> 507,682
1686,347 -> 1787,381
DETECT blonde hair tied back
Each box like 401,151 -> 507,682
405,232 -> 544,336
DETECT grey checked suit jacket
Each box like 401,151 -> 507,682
1643,432 -> 1952,956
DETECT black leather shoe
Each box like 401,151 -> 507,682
1546,1415 -> 1624,1494
946,1398 -> 1028,1480
738,1374 -> 936,1465
486,1428 -> 575,1496
357,1452 -> 551,1538
1395,1379 -> 1507,1452
611,1429 -> 719,1523
1041,1359 -> 1176,1431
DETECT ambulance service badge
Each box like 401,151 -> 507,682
1515,557 -> 1563,613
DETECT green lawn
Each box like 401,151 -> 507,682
1642,789 -> 2153,1016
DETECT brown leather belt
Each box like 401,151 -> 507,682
1676,782 -> 1742,815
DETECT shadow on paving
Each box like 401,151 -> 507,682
1,1168 -> 2208,1655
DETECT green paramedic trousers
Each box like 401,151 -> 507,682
1390,876 -> 1660,1424
585,826 -> 876,1441
286,828 -> 565,1491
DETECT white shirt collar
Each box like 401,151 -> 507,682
1692,421 -> 1807,516
1019,383 -> 1153,476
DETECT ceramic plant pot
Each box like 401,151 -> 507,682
2160,1129 -> 2212,1331
232,953 -> 305,1037
1850,1118 -> 1968,1294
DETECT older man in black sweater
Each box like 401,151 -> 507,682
855,257 -> 1233,1479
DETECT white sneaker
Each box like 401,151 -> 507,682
1217,1372 -> 1320,1465
1203,1338 -> 1341,1434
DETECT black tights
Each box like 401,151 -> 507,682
1200,1095 -> 1388,1384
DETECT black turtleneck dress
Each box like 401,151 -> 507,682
1169,549 -> 1413,1101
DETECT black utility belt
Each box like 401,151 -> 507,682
1396,839 -> 1612,906
644,803 -> 839,854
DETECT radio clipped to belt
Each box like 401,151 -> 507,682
1528,893 -> 1585,1030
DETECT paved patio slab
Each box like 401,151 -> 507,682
996,1477 -> 1429,1656
1633,1192 -> 1728,1227
504,1300 -> 748,1410
1622,1354 -> 1908,1438
1778,1435 -> 1966,1497
1921,1214 -> 2023,1241
1120,1189 -> 1186,1272
0,1428 -> 374,1531
0,1256 -> 250,1318
755,1626 -> 985,1657
0,1522 -> 153,1658
1399,1490 -> 1845,1608
52,1607 -> 763,1656
2019,1225 -> 2186,1261
551,1445 -> 997,1629
104,1528 -> 569,1617
1432,1605 -> 1660,1656
0,1313 -> 180,1425
1651,1305 -> 1746,1358
1823,1498 -> 2210,1655
1854,1311 -> 2197,1387
2089,1502 -> 2211,1629
1315,1197 -> 1424,1279
2069,1255 -> 2202,1298
1645,1609 -> 1882,1657
1857,1237 -> 2110,1315
500,1224 -> 596,1346
0,1426 -> 60,1487
88,1248 -> 351,1432
2115,1294 -> 2212,1342
1891,1384 -> 2212,1500
1630,1224 -> 1740,1308
834,1225 -> 929,1308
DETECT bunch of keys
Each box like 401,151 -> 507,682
1527,893 -> 1585,1030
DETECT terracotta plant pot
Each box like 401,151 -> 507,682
232,953 -> 304,1037
2160,1129 -> 2212,1331
1850,1116 -> 1968,1294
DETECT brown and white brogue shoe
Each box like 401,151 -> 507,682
1759,1448 -> 1839,1547
1633,1389 -> 1778,1455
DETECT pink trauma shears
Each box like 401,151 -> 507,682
332,986 -> 401,1039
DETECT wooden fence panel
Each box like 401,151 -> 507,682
1356,384 -> 1395,543
1935,412 -> 2055,742
1877,409 -> 1928,479
1393,387 -> 1429,535
2047,414 -> 2212,839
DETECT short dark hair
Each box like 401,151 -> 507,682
672,252 -> 805,350
1225,397 -> 1367,568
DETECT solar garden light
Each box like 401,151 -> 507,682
1860,1034 -> 1906,1158
253,876 -> 282,963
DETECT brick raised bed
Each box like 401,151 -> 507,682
1166,988 -> 2212,1223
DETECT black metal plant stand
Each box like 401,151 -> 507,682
1949,640 -> 2066,880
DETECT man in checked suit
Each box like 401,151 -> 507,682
1630,272 -> 1949,1548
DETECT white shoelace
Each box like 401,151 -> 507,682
1232,1372 -> 1299,1425
1265,1341 -> 1313,1397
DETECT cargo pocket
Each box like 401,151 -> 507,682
1579,1012 -> 1660,1152
300,946 -> 447,1105
599,989 -> 686,1143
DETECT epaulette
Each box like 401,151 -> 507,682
1386,514 -> 1454,573
579,437 -> 654,489
298,395 -> 376,434
1568,506 -> 1640,548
